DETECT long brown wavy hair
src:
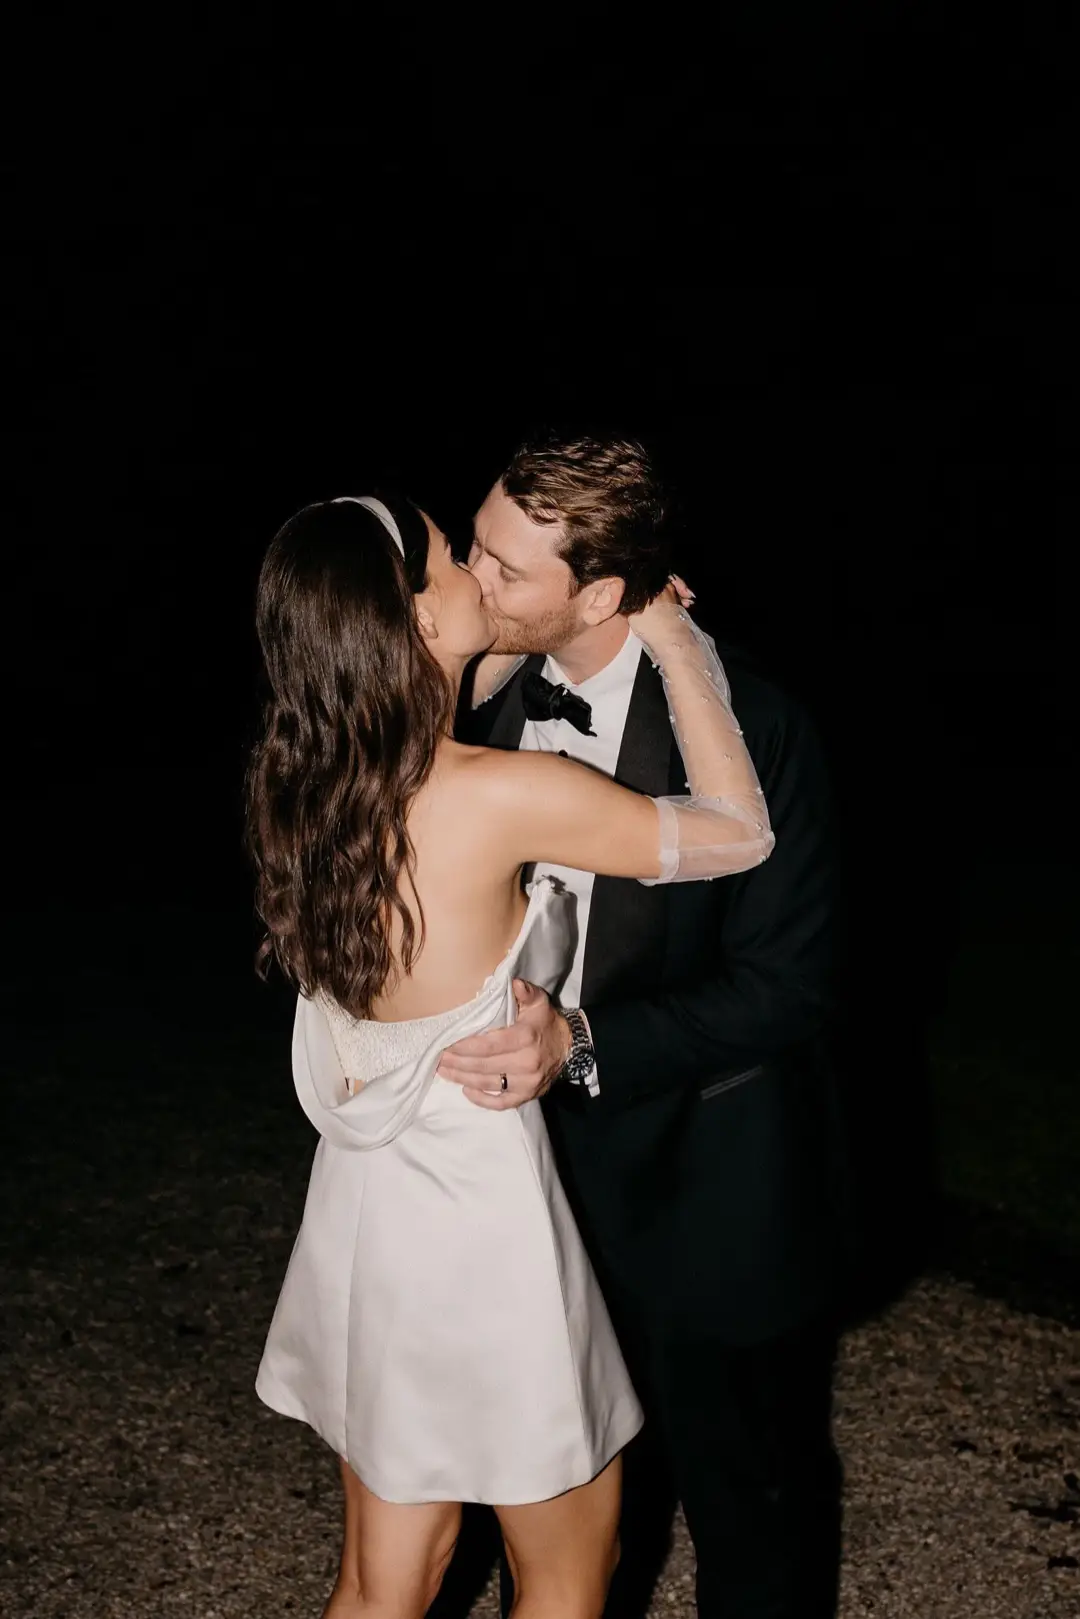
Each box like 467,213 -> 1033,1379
245,496 -> 453,1016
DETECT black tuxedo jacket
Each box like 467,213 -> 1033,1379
463,647 -> 847,1344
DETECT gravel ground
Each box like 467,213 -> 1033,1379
3,973 -> 1078,1618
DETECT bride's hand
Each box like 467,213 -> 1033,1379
628,574 -> 696,656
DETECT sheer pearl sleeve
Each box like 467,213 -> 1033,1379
472,653 -> 528,708
637,614 -> 775,884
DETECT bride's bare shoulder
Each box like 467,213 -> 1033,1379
439,741 -> 562,809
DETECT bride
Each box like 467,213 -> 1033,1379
246,492 -> 773,1619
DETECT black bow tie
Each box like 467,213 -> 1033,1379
521,671 -> 595,736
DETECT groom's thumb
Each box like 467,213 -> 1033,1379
512,977 -> 542,1009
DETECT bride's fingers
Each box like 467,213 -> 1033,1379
668,572 -> 695,607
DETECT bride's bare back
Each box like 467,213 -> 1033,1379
367,739 -> 533,1022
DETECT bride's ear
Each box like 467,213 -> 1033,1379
415,600 -> 439,641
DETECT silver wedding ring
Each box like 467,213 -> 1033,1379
499,1073 -> 509,1093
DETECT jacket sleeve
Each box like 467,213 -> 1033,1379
582,691 -> 839,1107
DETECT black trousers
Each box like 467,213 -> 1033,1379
501,1305 -> 842,1619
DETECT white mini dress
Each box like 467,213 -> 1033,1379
256,878 -> 643,1505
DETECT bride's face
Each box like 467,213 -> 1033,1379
414,511 -> 495,664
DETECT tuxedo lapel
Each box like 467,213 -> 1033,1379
608,652 -> 678,796
480,655 -> 545,751
581,652 -> 676,1003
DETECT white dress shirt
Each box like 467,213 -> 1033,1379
521,627 -> 646,1094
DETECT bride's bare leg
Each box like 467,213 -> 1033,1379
324,1456 -> 461,1619
494,1456 -> 621,1619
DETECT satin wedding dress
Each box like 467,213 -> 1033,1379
256,877 -> 645,1505
257,609 -> 774,1505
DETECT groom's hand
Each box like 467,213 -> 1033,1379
436,980 -> 572,1110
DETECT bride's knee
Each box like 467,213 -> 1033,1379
510,1547 -> 619,1619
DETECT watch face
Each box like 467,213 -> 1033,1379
563,1003 -> 595,1081
564,1014 -> 595,1081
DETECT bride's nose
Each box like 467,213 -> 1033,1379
469,551 -> 493,592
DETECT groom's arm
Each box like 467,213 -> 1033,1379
582,694 -> 839,1109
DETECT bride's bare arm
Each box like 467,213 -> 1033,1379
476,597 -> 774,884
478,750 -> 666,879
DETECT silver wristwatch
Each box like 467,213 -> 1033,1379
558,1008 -> 596,1087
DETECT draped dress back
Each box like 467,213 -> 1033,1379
256,877 -> 643,1506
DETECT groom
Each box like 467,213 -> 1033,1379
438,428 -> 846,1619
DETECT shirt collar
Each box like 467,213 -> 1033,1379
547,627 -> 644,702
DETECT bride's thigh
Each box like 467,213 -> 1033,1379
494,1456 -> 622,1619
337,1461 -> 461,1617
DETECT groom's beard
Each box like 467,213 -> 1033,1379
483,599 -> 582,658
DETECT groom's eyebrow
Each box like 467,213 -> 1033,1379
472,527 -> 520,572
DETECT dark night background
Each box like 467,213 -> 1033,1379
2,9 -> 1077,1604
6,6 -> 1077,1262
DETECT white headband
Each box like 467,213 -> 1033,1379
331,495 -> 405,557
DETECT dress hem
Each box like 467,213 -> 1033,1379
256,1374 -> 643,1507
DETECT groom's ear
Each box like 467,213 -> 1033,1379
580,576 -> 626,626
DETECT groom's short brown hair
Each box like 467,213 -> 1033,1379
500,428 -> 671,614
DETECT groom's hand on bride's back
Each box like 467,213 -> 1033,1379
435,981 -> 572,1110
